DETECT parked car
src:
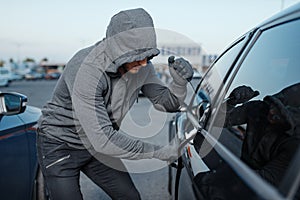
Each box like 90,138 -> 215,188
168,3 -> 300,200
192,68 -> 202,80
10,72 -> 24,81
44,72 -> 61,80
25,71 -> 44,81
0,68 -> 11,87
0,92 -> 45,199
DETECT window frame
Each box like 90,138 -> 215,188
204,17 -> 300,200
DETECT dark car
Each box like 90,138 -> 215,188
168,3 -> 300,200
44,72 -> 61,80
0,92 -> 45,200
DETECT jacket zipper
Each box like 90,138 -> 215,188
120,78 -> 129,118
45,154 -> 71,169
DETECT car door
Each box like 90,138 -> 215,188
169,34 -> 253,200
210,17 -> 300,199
178,13 -> 300,200
0,110 -> 38,199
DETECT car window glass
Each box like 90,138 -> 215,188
192,38 -> 246,107
210,19 -> 300,191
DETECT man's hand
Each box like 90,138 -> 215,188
227,85 -> 259,106
168,56 -> 194,85
153,139 -> 179,162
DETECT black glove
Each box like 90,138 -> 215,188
168,56 -> 194,85
227,85 -> 259,106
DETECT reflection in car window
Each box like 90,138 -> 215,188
211,19 -> 300,189
193,38 -> 246,107
228,20 -> 300,98
4,94 -> 20,112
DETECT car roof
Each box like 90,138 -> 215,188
219,2 -> 300,58
250,2 -> 300,32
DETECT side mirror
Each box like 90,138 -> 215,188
0,92 -> 27,116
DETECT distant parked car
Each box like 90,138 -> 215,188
10,72 -> 24,81
0,68 -> 11,87
44,72 -> 61,80
168,3 -> 300,200
25,71 -> 44,80
0,92 -> 46,199
192,68 -> 202,79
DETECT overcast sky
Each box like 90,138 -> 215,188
1,0 -> 299,63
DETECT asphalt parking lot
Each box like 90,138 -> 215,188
1,80 -> 172,200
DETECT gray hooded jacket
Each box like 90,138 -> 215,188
38,8 -> 185,159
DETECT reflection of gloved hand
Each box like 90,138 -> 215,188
168,56 -> 194,85
227,85 -> 259,106
153,139 -> 179,162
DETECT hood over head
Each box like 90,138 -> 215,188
104,8 -> 160,73
263,83 -> 300,136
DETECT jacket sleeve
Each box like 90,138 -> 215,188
224,104 -> 248,127
224,101 -> 267,127
214,101 -> 249,128
141,63 -> 181,112
71,63 -> 157,159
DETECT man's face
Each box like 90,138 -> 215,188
124,58 -> 147,74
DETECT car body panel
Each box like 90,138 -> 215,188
0,104 -> 41,199
169,3 -> 300,200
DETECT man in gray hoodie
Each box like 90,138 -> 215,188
37,8 -> 193,199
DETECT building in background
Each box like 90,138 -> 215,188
151,29 -> 218,78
